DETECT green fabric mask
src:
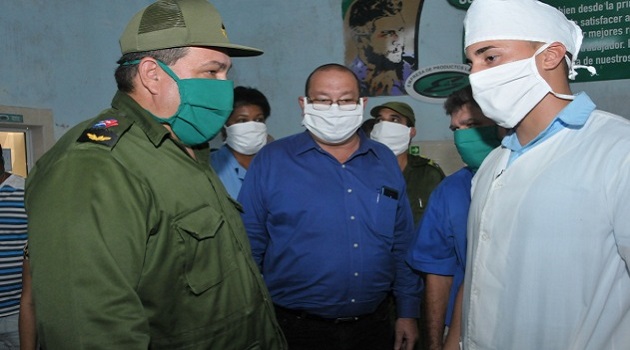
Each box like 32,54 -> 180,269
454,125 -> 501,172
154,61 -> 233,146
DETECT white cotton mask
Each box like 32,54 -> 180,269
469,44 -> 575,129
370,121 -> 410,156
302,98 -> 364,144
225,121 -> 268,155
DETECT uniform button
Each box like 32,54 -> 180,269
481,234 -> 490,241
350,216 -> 355,220
353,243 -> 358,248
354,272 -> 359,277
341,164 -> 346,168
347,189 -> 352,193
351,299 -> 356,303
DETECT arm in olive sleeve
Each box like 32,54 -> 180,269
26,151 -> 153,348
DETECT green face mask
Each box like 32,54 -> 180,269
154,61 -> 234,146
454,125 -> 501,172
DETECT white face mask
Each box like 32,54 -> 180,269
370,121 -> 411,156
469,43 -> 575,128
225,121 -> 268,155
302,98 -> 364,144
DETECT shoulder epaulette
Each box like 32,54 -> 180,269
428,159 -> 442,169
77,115 -> 130,148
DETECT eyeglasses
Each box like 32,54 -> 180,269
307,98 -> 360,111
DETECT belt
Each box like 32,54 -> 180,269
273,300 -> 389,324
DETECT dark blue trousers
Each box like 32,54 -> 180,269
274,301 -> 394,350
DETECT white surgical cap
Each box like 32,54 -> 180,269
464,0 -> 589,79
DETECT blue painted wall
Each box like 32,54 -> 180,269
1,1 -> 153,138
1,0 -> 628,142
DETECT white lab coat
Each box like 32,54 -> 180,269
463,109 -> 630,350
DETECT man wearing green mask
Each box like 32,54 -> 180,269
24,0 -> 286,349
406,85 -> 501,350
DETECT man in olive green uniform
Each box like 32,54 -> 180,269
369,102 -> 445,225
25,1 -> 286,349
369,101 -> 444,350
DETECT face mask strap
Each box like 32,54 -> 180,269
535,44 -> 585,101
569,61 -> 597,80
534,43 -> 551,56
120,59 -> 181,83
155,61 -> 180,82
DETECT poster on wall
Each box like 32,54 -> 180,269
447,0 -> 630,82
342,0 -> 424,96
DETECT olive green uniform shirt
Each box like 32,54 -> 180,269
25,92 -> 286,349
403,154 -> 445,225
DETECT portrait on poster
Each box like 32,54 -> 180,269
343,0 -> 423,97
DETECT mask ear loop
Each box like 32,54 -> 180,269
567,56 -> 597,80
534,44 -> 577,101
565,20 -> 597,80
556,54 -> 596,100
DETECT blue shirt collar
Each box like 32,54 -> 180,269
218,144 -> 246,179
294,130 -> 380,159
555,92 -> 597,127
502,92 -> 597,153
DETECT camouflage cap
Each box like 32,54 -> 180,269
120,0 -> 262,57
370,101 -> 416,126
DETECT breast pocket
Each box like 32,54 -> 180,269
175,206 -> 238,295
373,193 -> 398,240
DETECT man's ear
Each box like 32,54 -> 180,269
297,96 -> 305,111
136,58 -> 161,95
541,42 -> 567,71
410,126 -> 417,139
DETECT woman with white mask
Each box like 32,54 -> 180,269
210,86 -> 271,198
369,101 -> 444,225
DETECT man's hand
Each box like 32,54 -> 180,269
394,317 -> 418,350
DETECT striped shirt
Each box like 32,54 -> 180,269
0,174 -> 27,317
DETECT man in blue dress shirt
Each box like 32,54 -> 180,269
238,63 -> 421,350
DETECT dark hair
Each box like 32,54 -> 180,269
443,85 -> 481,116
348,0 -> 401,31
114,47 -> 189,93
304,63 -> 361,96
234,86 -> 271,118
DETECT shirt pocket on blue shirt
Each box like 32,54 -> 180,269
174,206 -> 238,295
372,187 -> 398,239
